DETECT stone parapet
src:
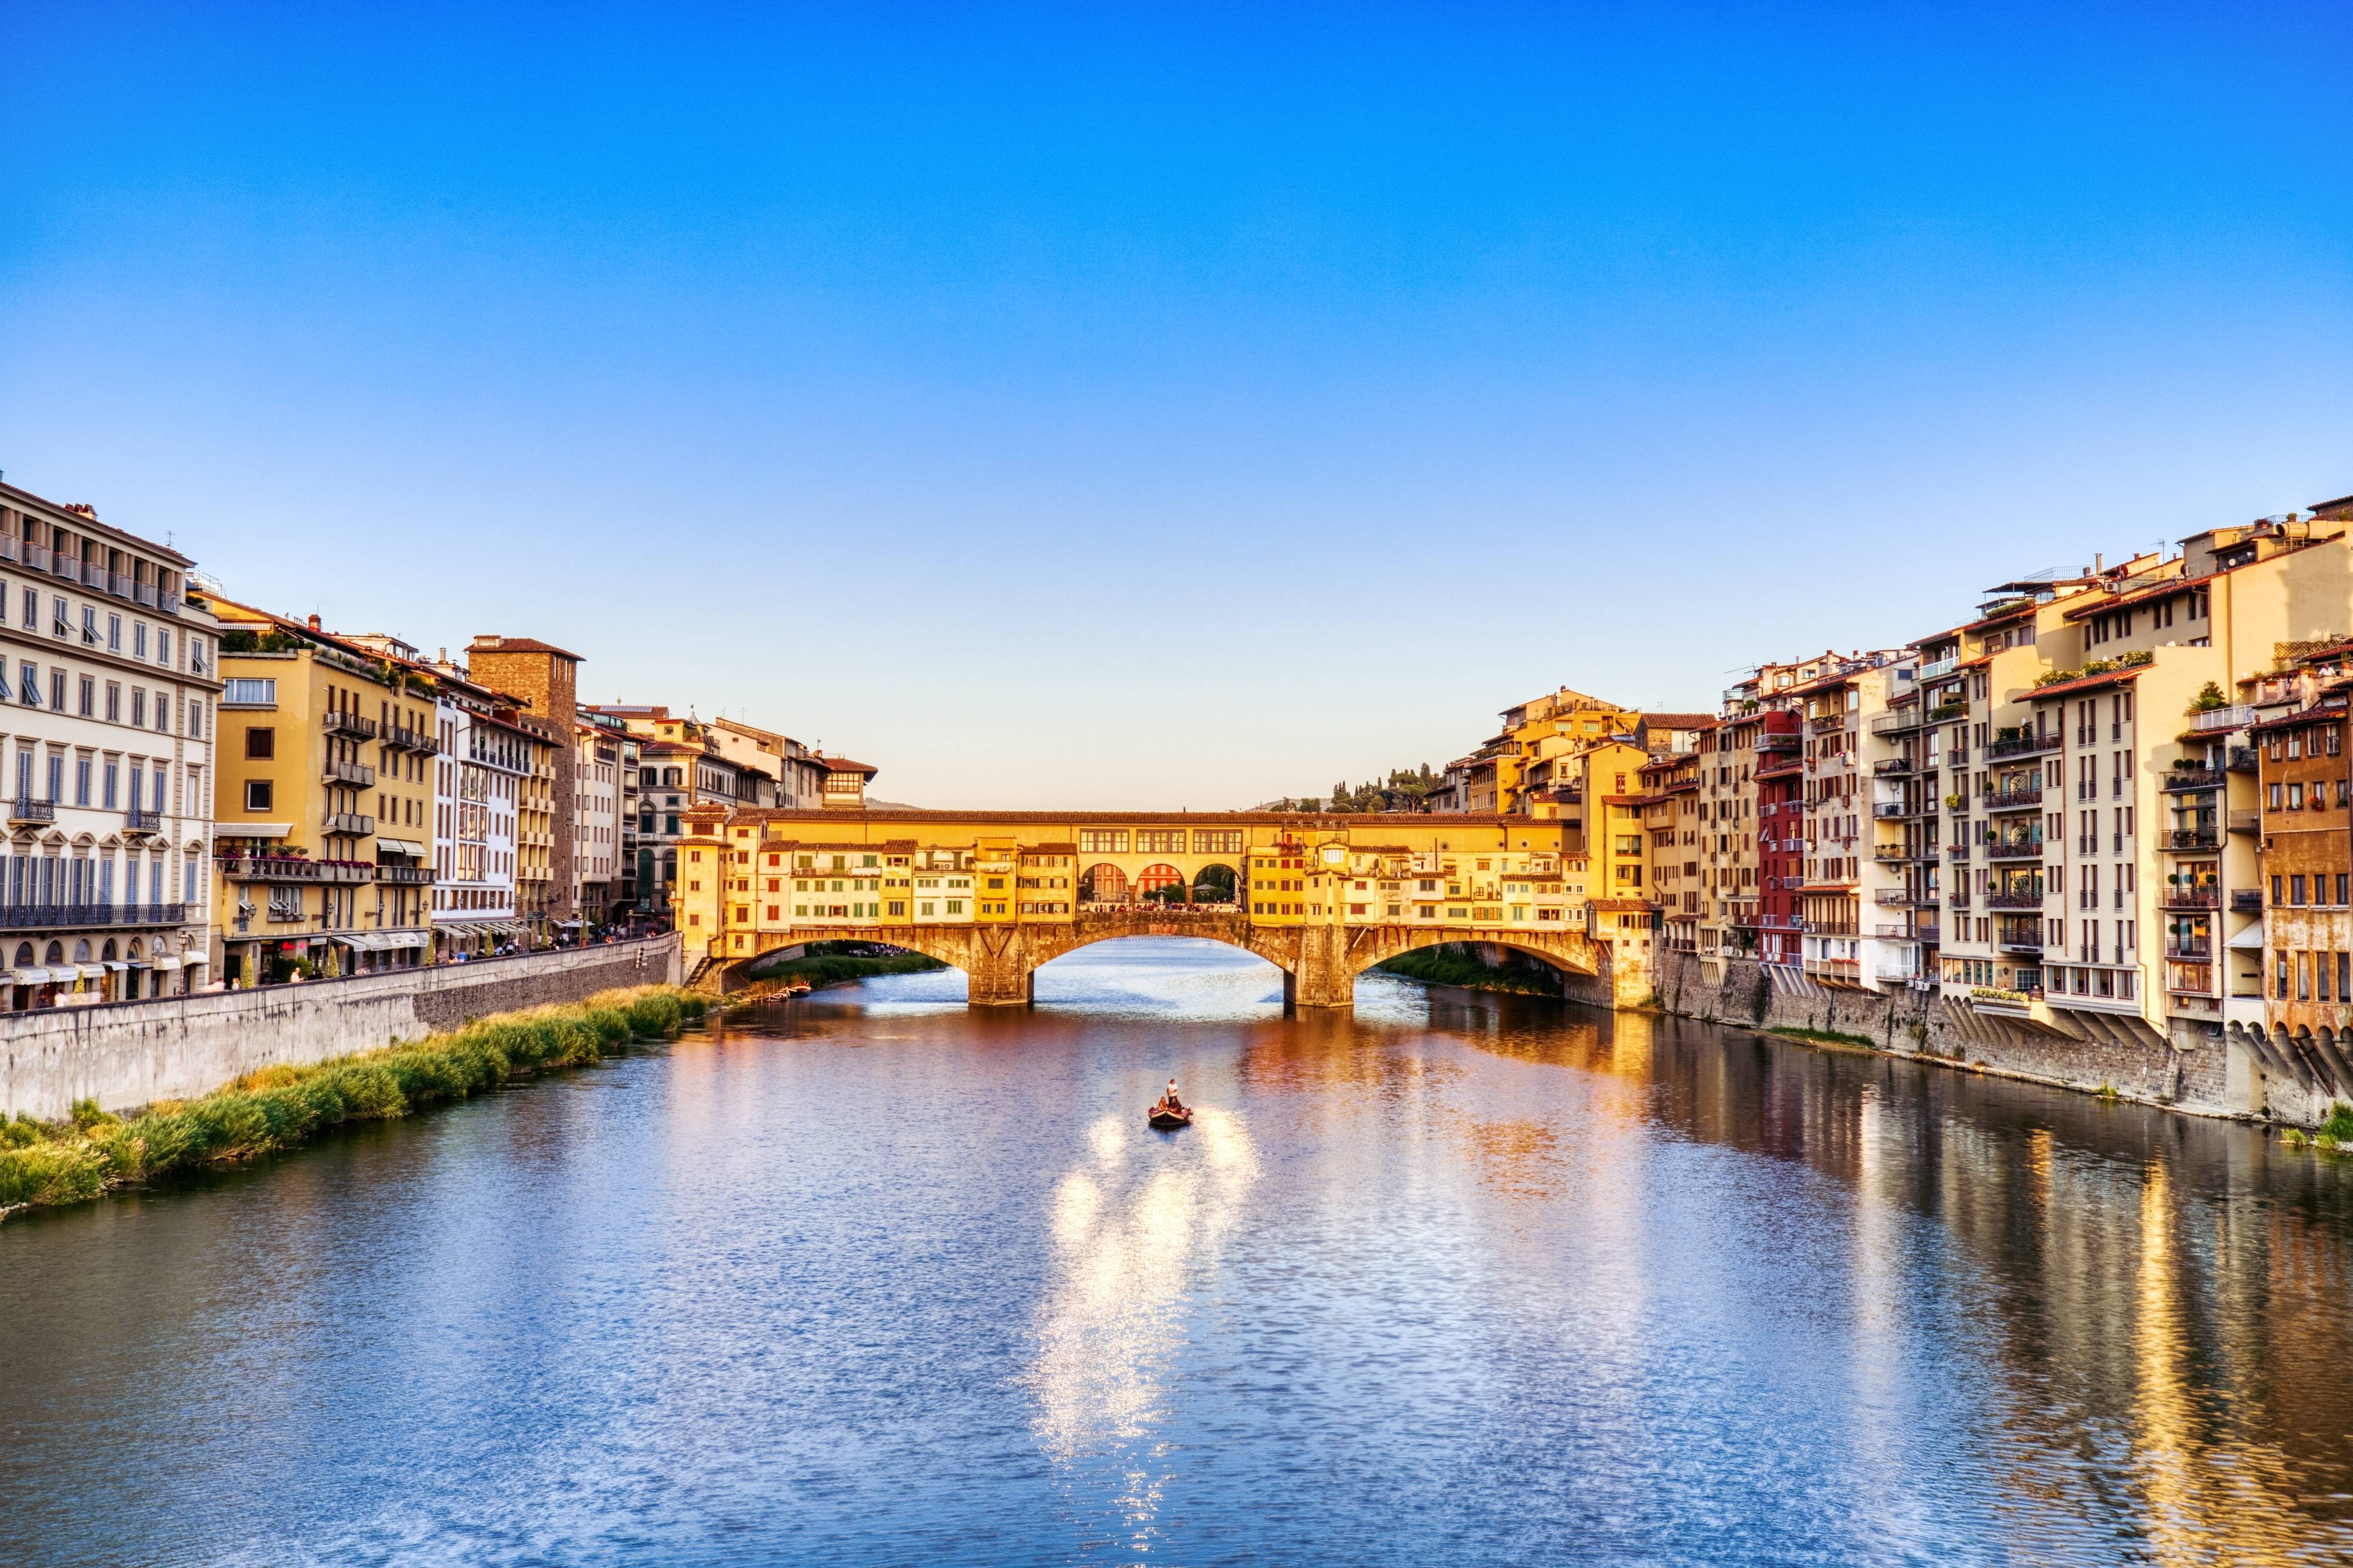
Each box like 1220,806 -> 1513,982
0,936 -> 681,1120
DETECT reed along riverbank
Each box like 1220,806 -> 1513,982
0,985 -> 705,1218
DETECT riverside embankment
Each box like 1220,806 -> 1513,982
0,935 -> 681,1121
0,985 -> 705,1216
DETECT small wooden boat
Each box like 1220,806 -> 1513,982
1147,1103 -> 1192,1130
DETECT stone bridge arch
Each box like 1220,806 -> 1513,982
711,908 -> 1625,1010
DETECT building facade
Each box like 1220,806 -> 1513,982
0,484 -> 219,1005
207,603 -> 434,982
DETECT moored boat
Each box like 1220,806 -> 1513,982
1147,1104 -> 1192,1130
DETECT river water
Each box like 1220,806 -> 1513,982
5,938 -> 2353,1567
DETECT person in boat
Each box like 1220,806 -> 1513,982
1159,1078 -> 1184,1113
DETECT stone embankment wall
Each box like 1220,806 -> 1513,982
1654,949 -> 2252,1121
0,936 -> 682,1120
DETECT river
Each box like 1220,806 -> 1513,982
4,938 -> 2353,1566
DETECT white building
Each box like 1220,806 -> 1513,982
429,664 -> 529,956
0,482 -> 219,1005
573,719 -> 619,929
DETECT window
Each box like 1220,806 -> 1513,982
1079,829 -> 1129,853
221,677 -> 276,708
49,669 -> 65,710
73,757 -> 90,806
105,682 -> 119,722
106,614 -> 120,652
130,688 -> 145,728
75,675 -> 93,717
245,780 -> 273,811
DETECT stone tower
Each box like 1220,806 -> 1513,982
466,636 -> 582,930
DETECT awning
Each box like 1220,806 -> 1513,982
9,968 -> 51,984
214,822 -> 291,838
2229,924 -> 2266,952
379,930 -> 428,949
376,838 -> 427,859
150,955 -> 182,970
78,965 -> 105,980
102,960 -> 128,972
328,933 -> 378,950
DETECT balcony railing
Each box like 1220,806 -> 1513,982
2188,704 -> 2254,734
2164,828 -> 2220,851
1998,936 -> 2046,955
1872,802 -> 1906,819
1917,655 -> 1960,681
2225,746 -> 2258,773
2231,889 -> 2262,914
1869,712 -> 1922,737
1809,714 -> 1849,735
322,712 -> 378,739
0,902 -> 186,930
2162,886 -> 2219,910
1872,844 -> 1911,863
1983,786 -> 2044,812
1986,840 -> 2044,860
1947,845 -> 1972,862
321,812 -> 376,836
1874,758 -> 1917,776
1985,890 -> 2044,909
218,856 -> 376,884
384,723 -> 439,754
1873,889 -> 1917,907
8,798 -> 55,825
1924,703 -> 1967,725
2161,767 -> 2224,793
1988,732 -> 2062,759
2228,810 -> 2259,835
2165,942 -> 2214,961
324,760 -> 377,788
375,864 -> 434,885
124,808 -> 162,832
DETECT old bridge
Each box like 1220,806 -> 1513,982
671,809 -> 1645,1009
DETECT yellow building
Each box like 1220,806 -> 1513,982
204,599 -> 438,982
1439,685 -> 1642,817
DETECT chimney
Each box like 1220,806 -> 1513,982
308,613 -> 322,630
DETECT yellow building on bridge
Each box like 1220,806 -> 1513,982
672,808 -> 1641,1009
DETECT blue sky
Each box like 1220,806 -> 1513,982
2,3 -> 2346,808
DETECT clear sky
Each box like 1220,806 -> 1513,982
2,4 -> 2347,808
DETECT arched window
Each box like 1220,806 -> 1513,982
72,939 -> 90,963
1135,864 -> 1187,903
44,940 -> 65,965
1079,864 -> 1129,903
14,942 -> 32,968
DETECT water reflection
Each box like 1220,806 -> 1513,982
1028,1106 -> 1258,1554
3,939 -> 2353,1566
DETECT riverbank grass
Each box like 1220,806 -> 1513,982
0,985 -> 705,1217
744,941 -> 946,992
1764,1025 -> 1878,1051
1374,944 -> 1564,996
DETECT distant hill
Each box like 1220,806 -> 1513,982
861,798 -> 930,812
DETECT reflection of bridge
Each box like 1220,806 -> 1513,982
671,809 -> 1639,1009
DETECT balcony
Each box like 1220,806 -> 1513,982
1985,890 -> 2045,909
1947,845 -> 1972,862
1872,802 -> 1906,819
218,855 -> 375,885
323,759 -> 377,788
48,551 -> 80,582
2225,746 -> 2258,774
2161,766 -> 2224,793
1924,703 -> 1967,725
2231,889 -> 2262,915
1986,839 -> 2044,861
1998,936 -> 2045,956
124,808 -> 162,833
1869,711 -> 1922,736
1917,655 -> 1960,681
2165,941 -> 2214,962
321,812 -> 376,836
322,712 -> 378,739
2164,828 -> 2220,852
1983,786 -> 2043,812
2187,704 -> 2254,735
1988,732 -> 2062,759
0,902 -> 186,930
1872,844 -> 1912,863
1809,714 -> 1849,735
375,864 -> 434,885
8,798 -> 55,825
1873,758 -> 1917,776
1874,889 -> 1917,907
2228,810 -> 2259,835
1755,731 -> 1800,753
384,723 -> 439,754
2161,886 -> 2219,910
